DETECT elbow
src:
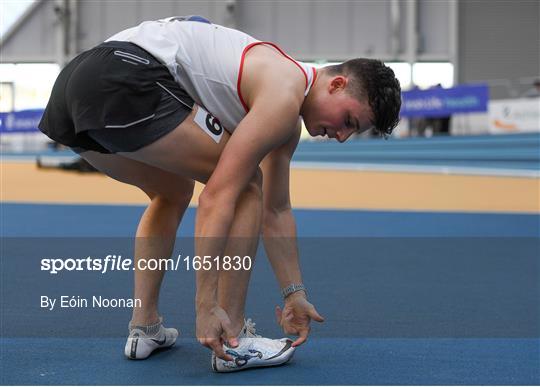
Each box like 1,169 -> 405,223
197,189 -> 215,215
197,189 -> 234,224
196,190 -> 236,238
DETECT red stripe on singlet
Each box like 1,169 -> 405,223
237,41 -> 309,113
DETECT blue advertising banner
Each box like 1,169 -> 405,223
0,86 -> 490,132
401,84 -> 489,118
0,109 -> 44,134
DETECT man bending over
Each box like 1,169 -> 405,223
39,15 -> 401,372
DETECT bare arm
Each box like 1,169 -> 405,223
195,97 -> 300,295
194,87 -> 302,356
261,121 -> 303,288
261,122 -> 324,347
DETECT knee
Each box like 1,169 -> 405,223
149,182 -> 194,213
151,195 -> 191,223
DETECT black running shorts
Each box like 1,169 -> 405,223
38,41 -> 194,153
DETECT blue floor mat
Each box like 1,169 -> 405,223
1,203 -> 539,384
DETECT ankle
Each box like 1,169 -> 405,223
131,310 -> 160,327
129,317 -> 163,336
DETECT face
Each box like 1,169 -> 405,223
303,76 -> 374,143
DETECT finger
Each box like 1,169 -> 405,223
199,337 -> 215,350
291,336 -> 306,347
292,328 -> 309,347
222,321 -> 239,348
309,307 -> 325,323
210,339 -> 233,361
226,336 -> 238,348
275,306 -> 282,324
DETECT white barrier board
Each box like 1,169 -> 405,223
488,98 -> 540,133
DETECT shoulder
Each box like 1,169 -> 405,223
240,45 -> 307,111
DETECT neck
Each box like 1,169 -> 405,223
300,67 -> 325,116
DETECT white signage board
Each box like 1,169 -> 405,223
488,98 -> 540,133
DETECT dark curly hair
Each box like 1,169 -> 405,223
325,59 -> 401,137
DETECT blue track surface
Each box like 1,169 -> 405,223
1,203 -> 539,384
292,133 -> 540,170
1,203 -> 539,237
2,338 -> 537,385
4,132 -> 540,171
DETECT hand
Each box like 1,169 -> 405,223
275,292 -> 324,347
196,304 -> 239,360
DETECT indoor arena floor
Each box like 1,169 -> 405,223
1,135 -> 539,385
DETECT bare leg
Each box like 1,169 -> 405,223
131,195 -> 191,325
79,151 -> 194,325
118,106 -> 264,332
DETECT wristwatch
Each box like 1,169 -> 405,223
281,283 -> 307,299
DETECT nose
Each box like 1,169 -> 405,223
336,128 -> 355,143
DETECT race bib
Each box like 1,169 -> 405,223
193,107 -> 224,144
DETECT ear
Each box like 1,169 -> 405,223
329,76 -> 347,94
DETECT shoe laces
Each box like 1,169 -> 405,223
243,318 -> 261,338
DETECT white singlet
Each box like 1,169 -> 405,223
106,17 -> 317,132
